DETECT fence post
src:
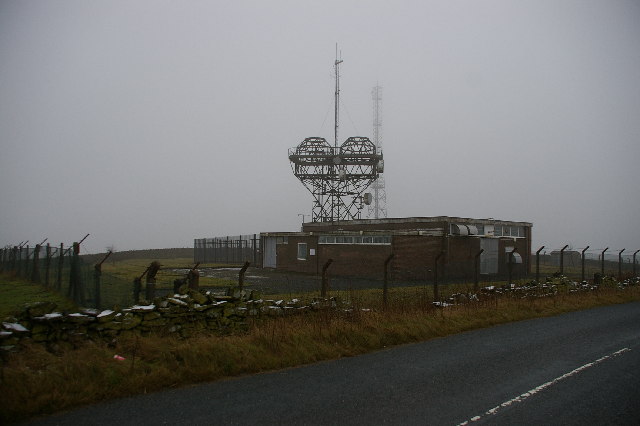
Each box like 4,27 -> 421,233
17,245 -> 24,277
57,243 -> 64,290
434,251 -> 444,302
253,234 -> 258,266
559,245 -> 569,276
321,258 -> 333,298
69,242 -> 83,306
634,250 -> 639,278
31,244 -> 41,283
133,267 -> 149,304
474,249 -> 484,292
238,261 -> 250,291
93,263 -> 102,309
145,261 -> 161,301
188,263 -> 200,290
25,245 -> 33,279
601,247 -> 609,276
581,246 -> 590,282
383,253 -> 395,310
44,244 -> 51,288
226,236 -> 230,264
93,251 -> 112,309
508,247 -> 518,284
618,249 -> 626,280
535,246 -> 545,283
10,246 -> 17,272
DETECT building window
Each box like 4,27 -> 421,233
488,225 -> 525,238
318,234 -> 391,245
297,243 -> 308,260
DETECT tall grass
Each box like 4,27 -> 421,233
2,283 -> 639,423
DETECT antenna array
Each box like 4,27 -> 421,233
288,50 -> 384,222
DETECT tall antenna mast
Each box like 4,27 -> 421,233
368,84 -> 388,219
288,50 -> 384,223
334,44 -> 343,148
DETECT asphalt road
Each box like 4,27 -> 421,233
26,302 -> 640,426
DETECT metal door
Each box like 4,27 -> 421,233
263,237 -> 277,268
480,238 -> 499,274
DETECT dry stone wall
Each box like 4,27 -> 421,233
1,286 -> 336,351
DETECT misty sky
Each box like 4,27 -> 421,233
1,0 -> 639,255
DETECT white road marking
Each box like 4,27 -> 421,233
457,347 -> 631,425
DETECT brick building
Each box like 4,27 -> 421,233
260,216 -> 532,282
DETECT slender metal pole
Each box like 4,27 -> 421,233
634,250 -> 640,277
57,243 -> 64,290
253,234 -> 257,266
474,249 -> 484,292
434,251 -> 444,302
535,246 -> 545,283
601,247 -> 609,276
383,253 -> 394,310
618,249 -> 626,280
321,258 -> 333,298
238,261 -> 250,291
508,248 -> 518,284
31,244 -> 41,283
581,246 -> 589,282
334,44 -> 342,148
559,244 -> 569,276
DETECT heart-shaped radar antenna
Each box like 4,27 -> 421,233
289,136 -> 383,222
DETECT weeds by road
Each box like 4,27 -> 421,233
1,269 -> 639,423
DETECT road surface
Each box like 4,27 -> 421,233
26,302 -> 640,425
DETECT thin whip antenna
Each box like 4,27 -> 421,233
334,43 -> 343,147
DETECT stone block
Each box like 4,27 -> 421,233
26,301 -> 58,318
97,310 -> 117,323
143,311 -> 162,322
121,314 -> 142,330
188,290 -> 208,305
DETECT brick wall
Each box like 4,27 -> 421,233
275,234 -> 531,282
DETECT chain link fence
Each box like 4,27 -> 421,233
1,241 -> 638,312
194,235 -> 260,265
0,244 -> 134,310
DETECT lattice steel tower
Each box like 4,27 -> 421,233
288,51 -> 384,222
367,85 -> 388,219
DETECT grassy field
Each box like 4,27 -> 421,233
0,274 -> 77,318
99,257 -> 238,290
1,258 -> 639,423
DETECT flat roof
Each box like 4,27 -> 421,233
302,216 -> 533,228
260,216 -> 532,237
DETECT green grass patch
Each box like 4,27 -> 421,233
100,257 -> 236,289
0,274 -> 76,318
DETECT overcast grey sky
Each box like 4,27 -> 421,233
1,0 -> 639,255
